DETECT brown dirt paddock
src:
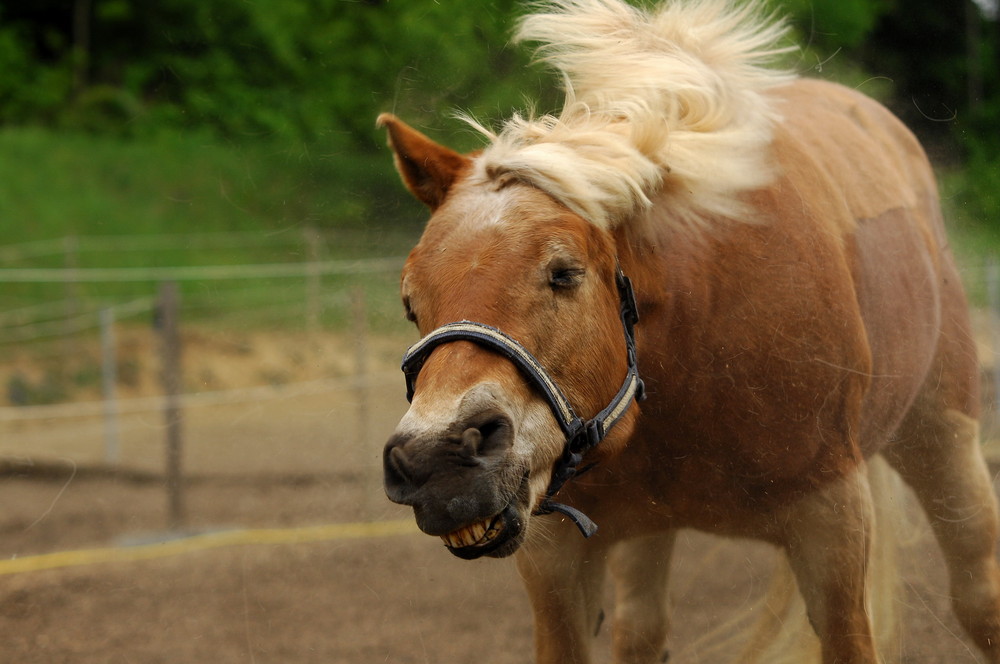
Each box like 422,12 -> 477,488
2,442 -> 998,662
1,327 -> 999,662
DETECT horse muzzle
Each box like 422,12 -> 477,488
383,405 -> 530,558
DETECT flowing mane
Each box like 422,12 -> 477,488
468,0 -> 795,232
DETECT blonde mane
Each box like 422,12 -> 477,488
468,0 -> 795,232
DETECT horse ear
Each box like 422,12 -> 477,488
376,113 -> 470,210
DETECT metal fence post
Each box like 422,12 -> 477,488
351,285 -> 375,516
304,226 -> 322,332
99,306 -> 120,465
157,281 -> 185,530
988,257 -> 1000,425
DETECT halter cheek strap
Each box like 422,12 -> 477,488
400,265 -> 645,538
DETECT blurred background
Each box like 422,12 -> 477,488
0,1 -> 998,662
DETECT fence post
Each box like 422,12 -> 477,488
63,235 -> 81,349
157,281 -> 185,530
304,226 -> 322,332
989,257 -> 1000,424
351,286 -> 374,516
100,306 -> 120,465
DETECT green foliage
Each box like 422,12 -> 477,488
0,14 -> 72,125
2,1 -> 994,153
0,0 -> 996,243
0,0 -> 546,150
948,154 -> 1000,237
778,0 -> 888,50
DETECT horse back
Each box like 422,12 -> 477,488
772,79 -> 976,450
614,78 -> 973,528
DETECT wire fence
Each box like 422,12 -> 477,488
0,246 -> 408,341
0,234 -> 413,527
2,235 -> 1000,526
0,228 -> 414,335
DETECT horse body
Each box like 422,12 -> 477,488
378,2 -> 1000,662
589,77 -> 955,536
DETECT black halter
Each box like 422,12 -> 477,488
400,264 -> 645,538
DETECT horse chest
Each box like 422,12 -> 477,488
586,428 -> 838,537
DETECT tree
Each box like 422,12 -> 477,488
0,0 -> 546,149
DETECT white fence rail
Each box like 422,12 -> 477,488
0,236 -> 410,527
3,235 -> 1000,527
0,231 -> 316,263
0,257 -> 404,283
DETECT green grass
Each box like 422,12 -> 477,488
0,126 -> 422,247
939,159 -> 1000,306
0,128 -> 424,335
1,127 -> 996,337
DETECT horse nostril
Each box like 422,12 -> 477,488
383,437 -> 415,497
388,446 -> 411,482
463,415 -> 513,458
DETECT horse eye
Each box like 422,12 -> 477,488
549,267 -> 585,290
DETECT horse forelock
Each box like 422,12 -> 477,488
466,0 -> 795,237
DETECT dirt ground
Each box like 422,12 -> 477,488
0,466 -> 995,664
1,328 -> 999,663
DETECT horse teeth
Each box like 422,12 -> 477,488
471,521 -> 487,542
441,517 -> 498,549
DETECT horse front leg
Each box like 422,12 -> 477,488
517,519 -> 608,664
777,463 -> 878,664
609,531 -> 676,664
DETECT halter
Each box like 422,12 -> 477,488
400,264 -> 645,538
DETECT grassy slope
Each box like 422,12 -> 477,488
0,128 -> 994,406
0,128 -> 423,330
0,127 -> 421,250
0,128 -> 992,318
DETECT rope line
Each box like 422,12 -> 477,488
0,371 -> 398,421
0,257 -> 405,283
0,519 -> 418,577
0,232 -> 319,263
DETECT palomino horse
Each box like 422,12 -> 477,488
378,0 -> 1000,662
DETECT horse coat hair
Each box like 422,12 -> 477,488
378,1 -> 1000,662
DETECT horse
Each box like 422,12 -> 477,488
376,1 -> 1000,662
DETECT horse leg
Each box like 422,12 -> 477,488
609,531 -> 676,664
777,465 -> 878,664
517,523 -> 608,664
883,405 -> 1000,662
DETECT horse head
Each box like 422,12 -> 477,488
378,113 -> 642,559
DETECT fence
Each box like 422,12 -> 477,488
0,233 -> 411,528
3,235 -> 1000,529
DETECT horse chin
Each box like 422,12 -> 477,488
440,502 -> 526,560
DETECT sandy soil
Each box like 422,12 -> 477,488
1,328 -> 998,663
1,465 -> 994,664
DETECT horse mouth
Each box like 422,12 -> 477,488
441,503 -> 523,559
